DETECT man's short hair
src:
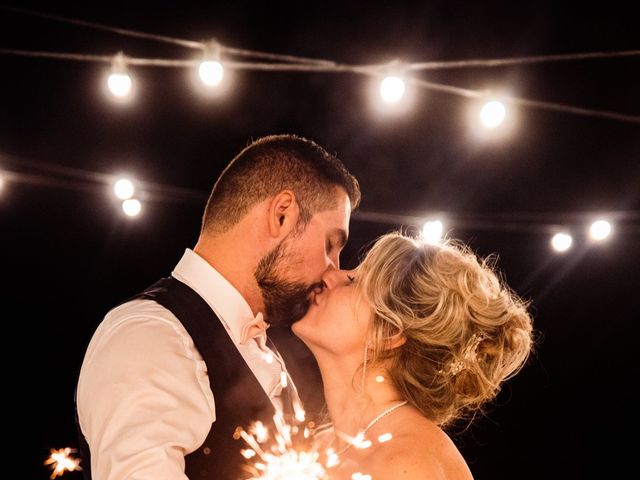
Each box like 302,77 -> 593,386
201,134 -> 361,234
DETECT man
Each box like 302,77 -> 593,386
76,134 -> 360,479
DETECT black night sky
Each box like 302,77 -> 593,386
2,2 -> 639,479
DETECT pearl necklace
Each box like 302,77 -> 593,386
335,400 -> 408,457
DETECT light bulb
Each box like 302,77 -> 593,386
551,232 -> 572,252
379,75 -> 406,103
199,60 -> 224,86
480,100 -> 506,128
108,72 -> 132,98
590,220 -> 612,241
122,198 -> 142,217
113,178 -> 135,200
422,220 -> 443,245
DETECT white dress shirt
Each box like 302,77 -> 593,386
76,249 -> 298,480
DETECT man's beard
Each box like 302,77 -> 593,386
254,236 -> 321,327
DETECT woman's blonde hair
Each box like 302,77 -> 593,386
356,232 -> 533,427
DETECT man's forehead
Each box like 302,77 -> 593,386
328,189 -> 352,218
313,194 -> 351,229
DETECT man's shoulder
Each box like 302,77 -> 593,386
94,298 -> 181,338
104,297 -> 171,321
84,298 -> 198,365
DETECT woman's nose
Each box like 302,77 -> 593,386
321,269 -> 356,290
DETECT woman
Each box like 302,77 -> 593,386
292,232 -> 534,479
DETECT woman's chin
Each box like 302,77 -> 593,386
291,316 -> 312,342
291,318 -> 304,337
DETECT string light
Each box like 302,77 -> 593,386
122,198 -> 142,217
480,100 -> 507,128
0,7 -> 638,122
107,52 -> 133,100
422,220 -> 444,245
0,156 -> 640,249
1,158 -> 638,249
370,61 -> 415,116
199,60 -> 224,86
113,178 -> 135,200
198,40 -> 224,87
589,219 -> 612,241
0,50 -> 636,122
467,93 -> 517,140
551,232 -> 573,253
379,75 -> 406,103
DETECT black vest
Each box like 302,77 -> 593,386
77,276 -> 275,479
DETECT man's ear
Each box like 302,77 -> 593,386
267,190 -> 300,238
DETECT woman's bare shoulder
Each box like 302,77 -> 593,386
374,416 -> 473,479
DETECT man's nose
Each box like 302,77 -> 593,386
328,251 -> 340,271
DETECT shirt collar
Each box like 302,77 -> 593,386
171,248 -> 259,344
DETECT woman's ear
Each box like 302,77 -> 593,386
267,190 -> 300,238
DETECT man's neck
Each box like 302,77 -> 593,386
193,232 -> 265,316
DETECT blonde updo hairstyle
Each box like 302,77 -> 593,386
355,232 -> 533,427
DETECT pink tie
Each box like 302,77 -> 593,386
240,312 -> 269,345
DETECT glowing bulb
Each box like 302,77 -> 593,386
122,198 -> 142,217
590,220 -> 612,241
108,73 -> 132,98
422,220 -> 443,245
199,60 -> 224,86
480,100 -> 506,128
378,433 -> 392,443
106,52 -> 134,101
113,178 -> 135,200
379,76 -> 406,103
551,232 -> 572,252
375,375 -> 385,383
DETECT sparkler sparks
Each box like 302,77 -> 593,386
44,448 -> 82,479
238,411 -> 333,480
237,411 -> 389,479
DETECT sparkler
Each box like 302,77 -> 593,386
236,409 -> 334,480
236,407 -> 387,480
44,447 -> 82,479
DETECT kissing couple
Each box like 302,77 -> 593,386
76,134 -> 533,480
